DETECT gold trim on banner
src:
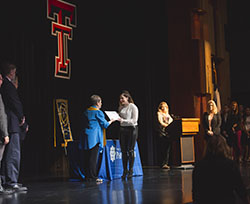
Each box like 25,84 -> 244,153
53,99 -> 57,147
54,99 -> 73,147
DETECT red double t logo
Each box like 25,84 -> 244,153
47,0 -> 77,79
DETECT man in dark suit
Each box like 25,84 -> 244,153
0,62 -> 27,191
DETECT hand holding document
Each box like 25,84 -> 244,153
105,111 -> 121,121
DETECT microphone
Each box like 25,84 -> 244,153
171,114 -> 180,120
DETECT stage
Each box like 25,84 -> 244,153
2,163 -> 250,204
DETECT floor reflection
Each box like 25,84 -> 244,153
0,164 -> 249,204
0,191 -> 28,204
181,170 -> 193,203
98,176 -> 143,204
0,170 -> 193,204
97,169 -> 193,204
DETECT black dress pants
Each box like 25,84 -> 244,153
159,136 -> 171,166
119,126 -> 138,172
84,144 -> 99,180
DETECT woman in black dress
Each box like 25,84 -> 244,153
156,101 -> 173,169
202,100 -> 221,141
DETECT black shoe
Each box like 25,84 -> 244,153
85,177 -> 98,182
10,184 -> 28,192
127,170 -> 133,179
121,170 -> 127,180
121,174 -> 126,180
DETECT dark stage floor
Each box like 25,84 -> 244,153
1,164 -> 250,204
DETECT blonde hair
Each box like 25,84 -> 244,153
158,101 -> 169,112
207,100 -> 218,114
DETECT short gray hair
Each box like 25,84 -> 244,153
90,95 -> 101,105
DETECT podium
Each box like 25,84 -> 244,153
166,118 -> 200,167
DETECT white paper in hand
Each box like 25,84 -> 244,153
105,111 -> 120,120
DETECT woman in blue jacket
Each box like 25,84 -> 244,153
79,95 -> 115,183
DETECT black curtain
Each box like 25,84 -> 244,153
0,0 -> 170,178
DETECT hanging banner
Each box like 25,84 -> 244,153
54,99 -> 73,147
47,0 -> 77,79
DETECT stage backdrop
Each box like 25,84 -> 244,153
0,0 -> 171,178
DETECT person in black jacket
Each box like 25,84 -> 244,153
192,135 -> 249,204
226,101 -> 241,162
221,104 -> 230,139
12,75 -> 29,142
0,62 -> 27,191
202,100 -> 221,141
